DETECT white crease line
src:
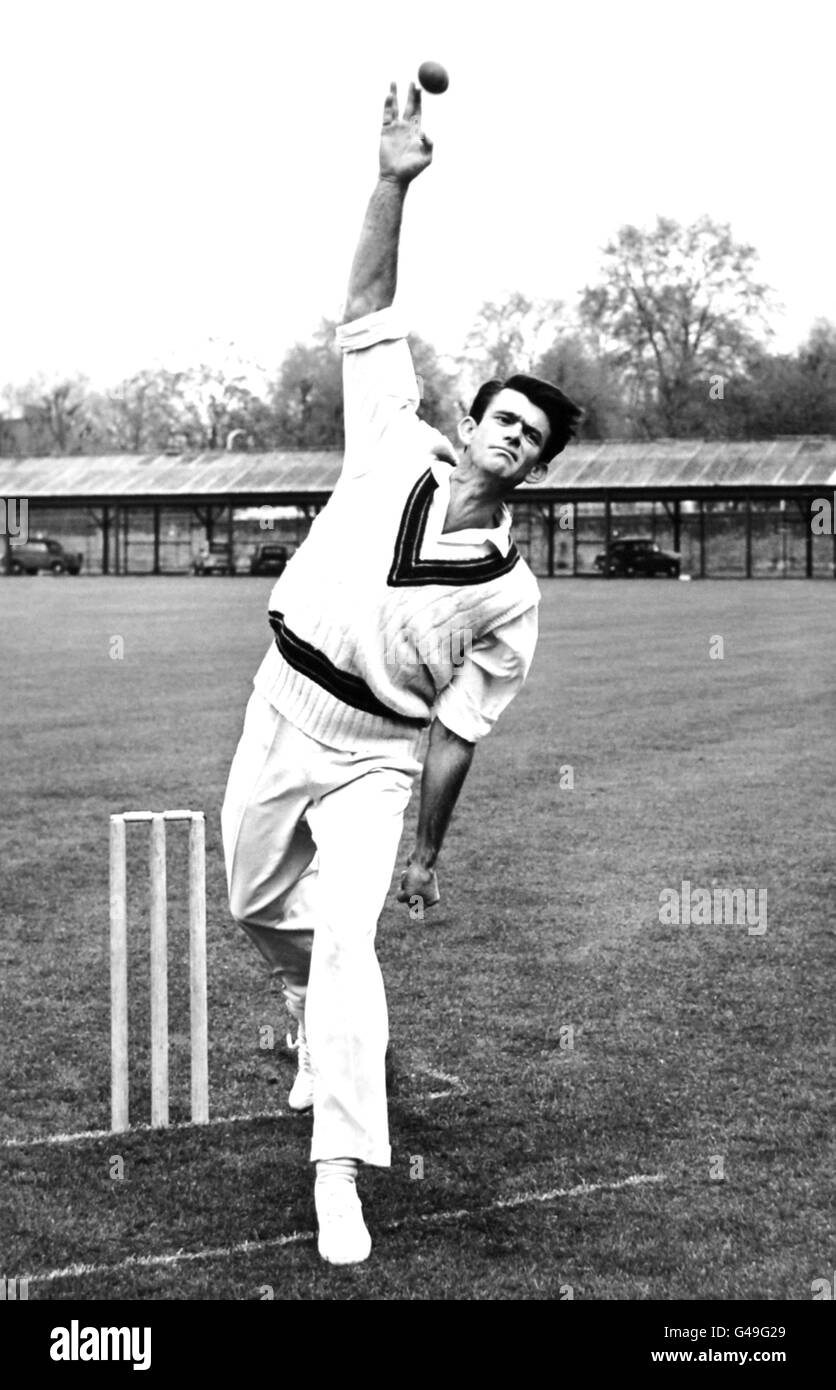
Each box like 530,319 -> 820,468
0,1111 -> 290,1149
389,1172 -> 666,1228
423,1069 -> 467,1100
21,1173 -> 665,1284
2,1082 -> 465,1150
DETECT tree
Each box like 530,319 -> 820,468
84,356 -> 278,454
713,321 -> 836,439
533,332 -> 628,439
272,320 -> 344,448
8,376 -> 95,454
163,341 -> 277,451
409,333 -> 459,439
797,319 -> 836,432
271,321 -> 459,448
463,292 -> 566,385
88,369 -> 187,453
580,216 -> 775,436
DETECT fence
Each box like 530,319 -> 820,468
6,497 -> 835,578
508,499 -> 835,578
8,506 -> 312,575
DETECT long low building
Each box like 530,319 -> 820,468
1,437 -> 835,578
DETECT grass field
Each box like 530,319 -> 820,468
1,576 -> 833,1301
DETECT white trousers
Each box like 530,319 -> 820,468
221,690 -> 421,1166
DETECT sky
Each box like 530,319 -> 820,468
1,0 -> 833,395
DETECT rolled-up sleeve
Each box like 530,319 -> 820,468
336,309 -> 424,478
433,607 -> 539,743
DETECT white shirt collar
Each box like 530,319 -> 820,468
427,457 -> 513,557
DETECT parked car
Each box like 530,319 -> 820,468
595,537 -> 681,578
8,536 -> 83,575
193,541 -> 234,575
249,543 -> 289,577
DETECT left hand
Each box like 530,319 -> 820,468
397,857 -> 440,911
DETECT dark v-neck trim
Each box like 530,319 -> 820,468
387,469 -> 520,588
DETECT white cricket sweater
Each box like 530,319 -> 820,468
253,307 -> 541,754
255,449 -> 540,753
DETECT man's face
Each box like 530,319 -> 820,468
458,388 -> 551,487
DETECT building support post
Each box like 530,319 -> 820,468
226,503 -> 235,576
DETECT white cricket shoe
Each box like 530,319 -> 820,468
315,1179 -> 372,1265
286,1023 -> 314,1112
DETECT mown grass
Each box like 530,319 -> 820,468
1,576 -> 833,1299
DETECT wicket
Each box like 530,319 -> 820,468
109,809 -> 209,1133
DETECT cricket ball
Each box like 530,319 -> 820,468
417,60 -> 449,95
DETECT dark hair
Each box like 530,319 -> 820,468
468,374 -> 582,461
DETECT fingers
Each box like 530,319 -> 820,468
382,80 -> 398,125
402,81 -> 422,123
397,869 -> 440,908
396,871 -> 438,904
396,888 -> 440,910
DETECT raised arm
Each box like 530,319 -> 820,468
343,82 -> 433,323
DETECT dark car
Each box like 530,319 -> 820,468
8,536 -> 83,575
193,541 -> 234,575
595,537 -> 681,578
250,544 -> 289,577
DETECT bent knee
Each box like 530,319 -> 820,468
236,918 -> 313,978
227,878 -> 259,926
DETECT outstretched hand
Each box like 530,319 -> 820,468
379,81 -> 433,186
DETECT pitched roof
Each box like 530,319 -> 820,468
541,436 -> 836,490
1,437 -> 834,502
